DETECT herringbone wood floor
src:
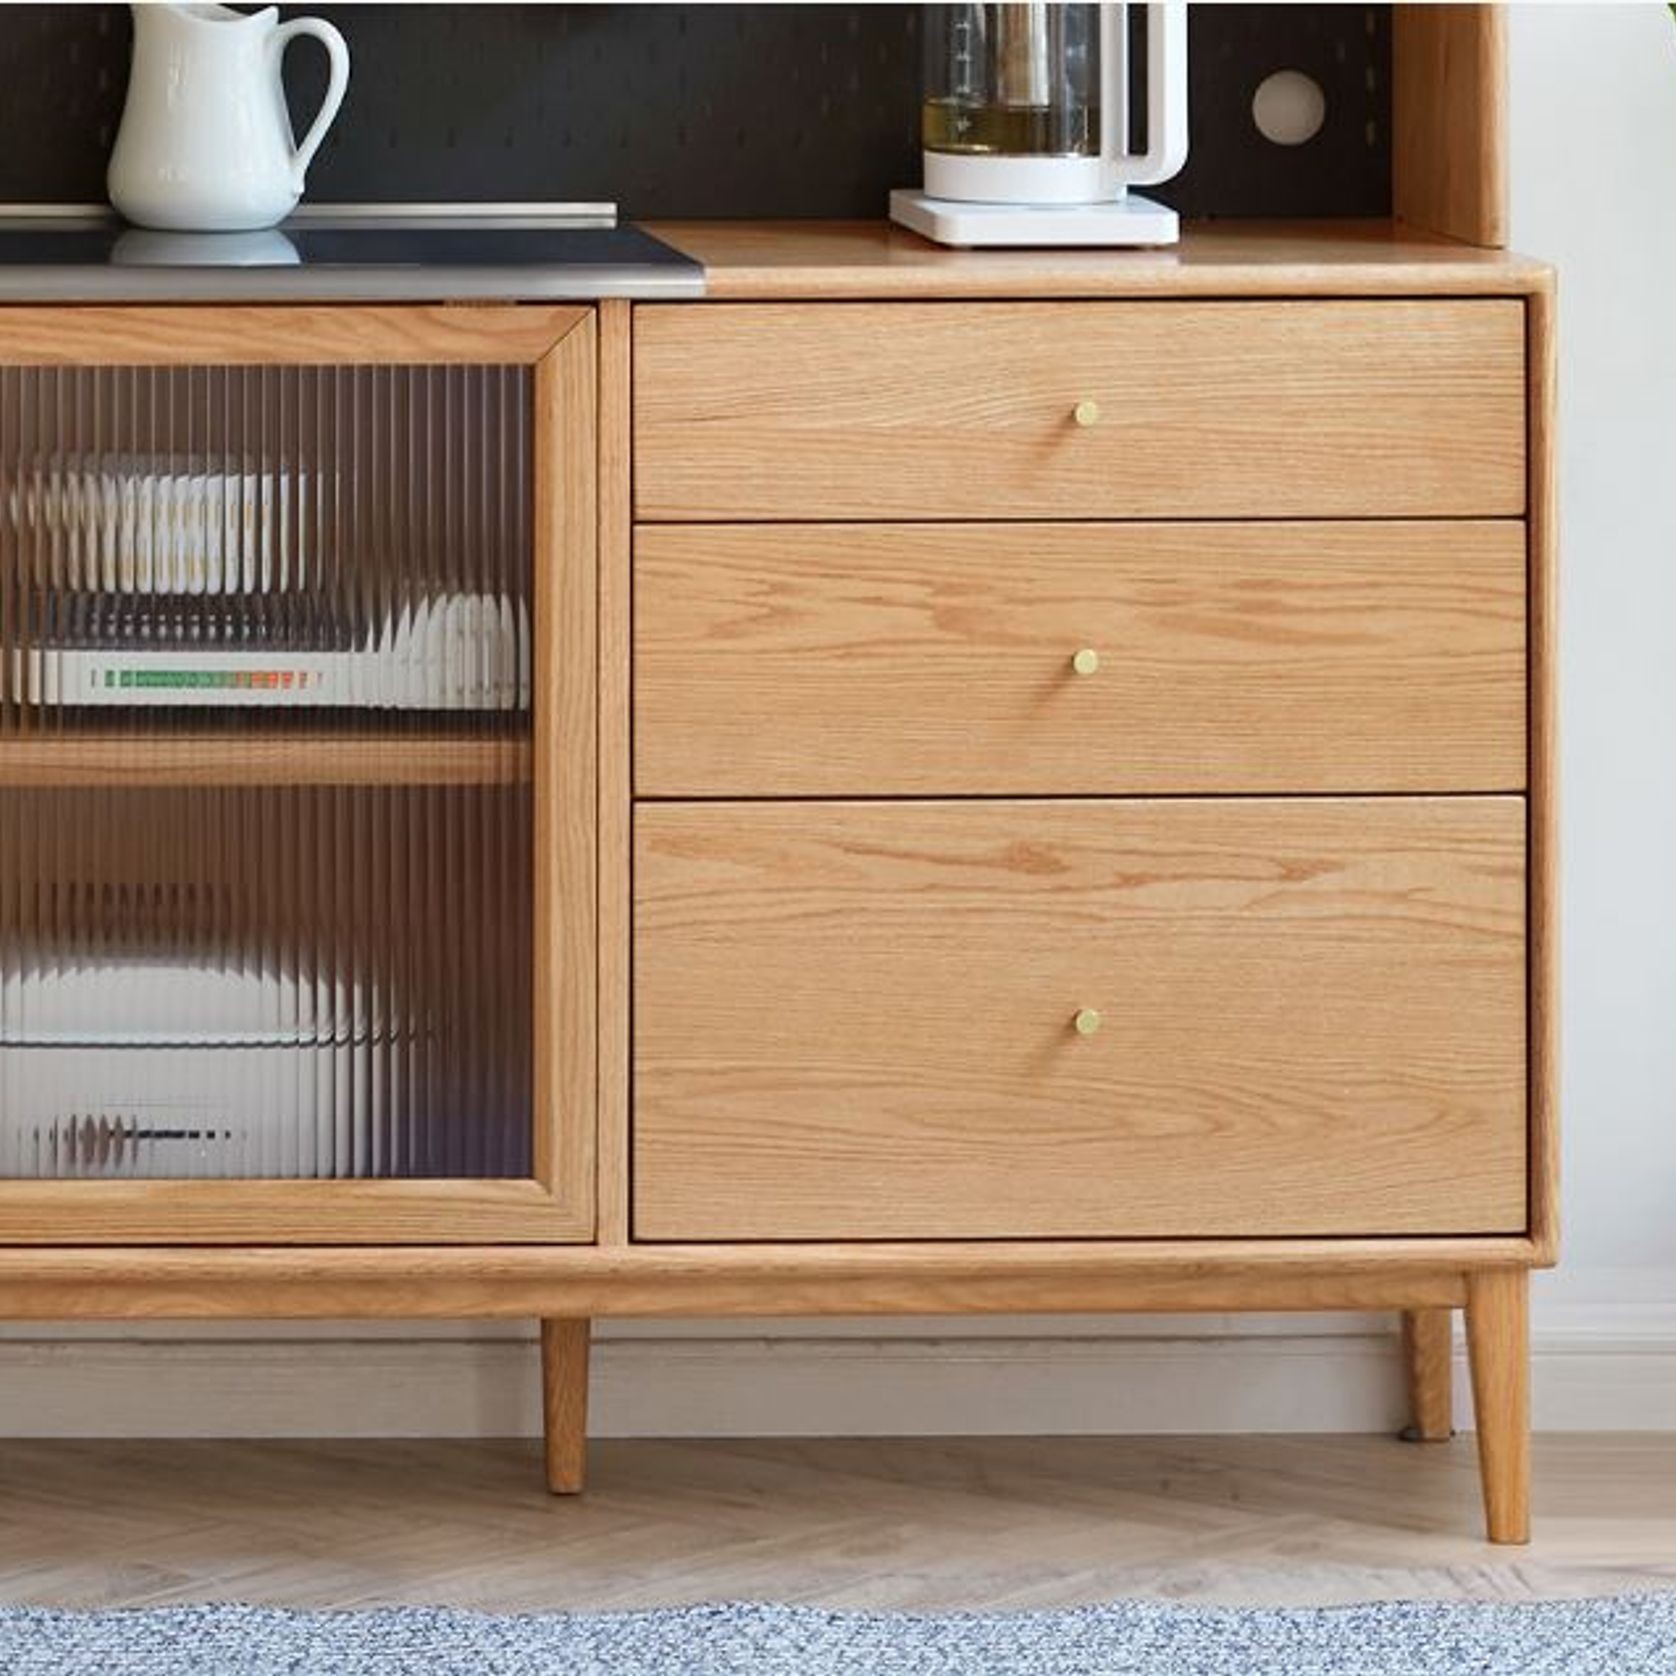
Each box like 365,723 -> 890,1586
0,1436 -> 1671,1610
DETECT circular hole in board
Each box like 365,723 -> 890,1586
1252,69 -> 1327,147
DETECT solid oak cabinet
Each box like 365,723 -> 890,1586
0,225 -> 1555,1544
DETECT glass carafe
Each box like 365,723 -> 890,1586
920,1 -> 1187,205
924,3 -> 1101,161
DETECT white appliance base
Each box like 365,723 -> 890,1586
888,190 -> 1180,249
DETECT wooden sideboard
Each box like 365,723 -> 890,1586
0,221 -> 1555,1544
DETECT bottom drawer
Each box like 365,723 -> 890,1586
633,798 -> 1527,1241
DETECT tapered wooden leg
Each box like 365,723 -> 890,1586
540,1318 -> 591,1495
1465,1270 -> 1530,1544
1400,1307 -> 1455,1441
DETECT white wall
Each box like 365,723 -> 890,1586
6,3 -> 1675,1440
1512,0 -> 1676,1343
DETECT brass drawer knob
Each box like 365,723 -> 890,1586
1070,647 -> 1100,677
1073,1008 -> 1103,1037
1072,398 -> 1102,428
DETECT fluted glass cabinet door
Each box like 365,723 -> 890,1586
0,307 -> 596,1243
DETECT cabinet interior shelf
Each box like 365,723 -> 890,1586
0,731 -> 531,787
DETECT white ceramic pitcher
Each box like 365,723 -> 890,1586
108,3 -> 350,232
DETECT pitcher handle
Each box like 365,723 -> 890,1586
1105,1 -> 1189,188
272,17 -> 351,192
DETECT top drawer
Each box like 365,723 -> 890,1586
633,300 -> 1528,522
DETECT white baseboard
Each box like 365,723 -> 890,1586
0,1315 -> 1669,1437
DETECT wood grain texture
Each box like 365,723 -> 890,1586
1394,7 -> 1508,247
0,1241 -> 1499,1318
0,305 -> 588,365
634,521 -> 1528,797
648,220 -> 1549,301
539,1318 -> 591,1494
1526,284 -> 1560,1266
596,300 -> 633,1249
530,317 -> 597,1234
1402,1308 -> 1456,1442
0,1270 -> 1468,1321
0,732 -> 529,787
1466,1268 -> 1530,1543
0,1179 -> 592,1247
633,301 -> 1527,522
634,798 -> 1528,1242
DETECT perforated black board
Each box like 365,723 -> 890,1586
0,4 -> 1389,220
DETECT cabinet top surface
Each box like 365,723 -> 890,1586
646,219 -> 1552,301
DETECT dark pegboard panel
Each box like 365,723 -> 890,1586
1173,5 -> 1390,219
0,4 -> 1388,221
0,5 -> 129,201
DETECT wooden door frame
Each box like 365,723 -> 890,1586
0,304 -> 597,1244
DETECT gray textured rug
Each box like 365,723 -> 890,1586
1,1597 -> 1674,1675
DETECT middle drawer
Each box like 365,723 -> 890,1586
635,522 -> 1527,797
